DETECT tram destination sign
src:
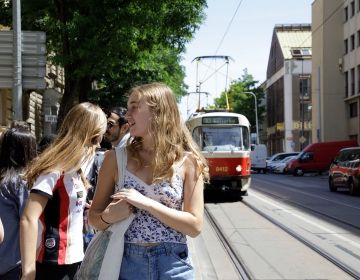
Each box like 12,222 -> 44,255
202,116 -> 239,125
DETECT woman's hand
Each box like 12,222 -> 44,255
101,198 -> 133,224
111,189 -> 153,211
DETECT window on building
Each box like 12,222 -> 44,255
300,102 -> 311,122
350,102 -> 358,118
351,68 -> 355,95
349,134 -> 358,142
351,1 -> 355,17
299,78 -> 310,100
351,34 -> 355,50
345,39 -> 348,54
301,48 -> 311,56
358,65 -> 360,93
345,71 -> 349,97
345,6 -> 349,21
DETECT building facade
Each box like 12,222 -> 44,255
312,0 -> 360,144
265,24 -> 312,155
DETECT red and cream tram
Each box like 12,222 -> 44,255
186,110 -> 251,197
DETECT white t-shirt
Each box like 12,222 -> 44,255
31,171 -> 86,265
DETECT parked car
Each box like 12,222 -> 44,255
328,147 -> 360,195
287,140 -> 358,176
250,144 -> 267,173
273,156 -> 297,174
266,152 -> 299,172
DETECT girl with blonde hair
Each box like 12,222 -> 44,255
89,83 -> 208,279
20,102 -> 107,280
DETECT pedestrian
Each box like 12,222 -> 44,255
38,134 -> 57,154
86,106 -> 129,198
89,82 -> 209,279
103,107 -> 130,149
20,102 -> 107,280
83,106 -> 130,249
0,128 -> 37,280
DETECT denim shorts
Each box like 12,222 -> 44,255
119,242 -> 194,280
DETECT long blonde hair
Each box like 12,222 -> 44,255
127,83 -> 209,183
26,102 -> 107,187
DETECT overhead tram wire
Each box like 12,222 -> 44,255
296,0 -> 346,49
199,0 -> 244,85
192,55 -> 234,110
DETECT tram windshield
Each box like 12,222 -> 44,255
192,126 -> 250,151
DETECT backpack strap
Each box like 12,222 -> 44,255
114,146 -> 127,193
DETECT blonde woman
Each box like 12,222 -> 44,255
89,83 -> 209,280
20,103 -> 107,280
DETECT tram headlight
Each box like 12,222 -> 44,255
235,165 -> 242,172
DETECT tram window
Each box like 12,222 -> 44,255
192,127 -> 202,148
200,126 -> 247,151
242,127 -> 250,150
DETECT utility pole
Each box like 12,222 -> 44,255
243,91 -> 259,144
12,0 -> 23,120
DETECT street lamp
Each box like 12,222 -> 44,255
243,91 -> 259,144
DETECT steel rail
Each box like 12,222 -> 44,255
204,205 -> 251,280
242,199 -> 360,280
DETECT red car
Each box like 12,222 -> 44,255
328,147 -> 360,195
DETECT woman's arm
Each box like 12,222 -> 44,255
89,150 -> 132,231
0,218 -> 4,243
113,154 -> 204,237
20,193 -> 48,280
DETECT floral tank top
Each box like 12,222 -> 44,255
122,157 -> 187,244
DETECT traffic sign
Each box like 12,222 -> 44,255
0,54 -> 47,66
0,77 -> 46,89
44,115 -> 58,123
0,30 -> 46,89
0,66 -> 46,78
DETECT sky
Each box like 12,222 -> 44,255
179,0 -> 313,118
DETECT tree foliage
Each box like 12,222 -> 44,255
0,0 -> 206,124
214,69 -> 265,133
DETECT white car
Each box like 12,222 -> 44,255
272,156 -> 297,174
266,152 -> 299,172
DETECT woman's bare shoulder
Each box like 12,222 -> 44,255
101,149 -> 117,170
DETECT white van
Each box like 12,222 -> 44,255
250,144 -> 267,173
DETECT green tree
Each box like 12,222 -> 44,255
214,69 -> 265,134
0,0 -> 206,125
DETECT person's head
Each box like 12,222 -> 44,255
103,107 -> 129,147
125,82 -> 209,182
10,120 -> 31,132
38,134 -> 57,153
26,102 -> 107,187
0,128 -> 37,172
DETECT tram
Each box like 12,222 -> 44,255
186,110 -> 251,197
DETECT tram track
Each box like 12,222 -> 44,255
242,197 -> 360,280
251,182 -> 360,232
204,205 -> 251,280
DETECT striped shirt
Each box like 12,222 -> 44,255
31,171 -> 86,265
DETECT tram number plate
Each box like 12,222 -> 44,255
216,166 -> 228,172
